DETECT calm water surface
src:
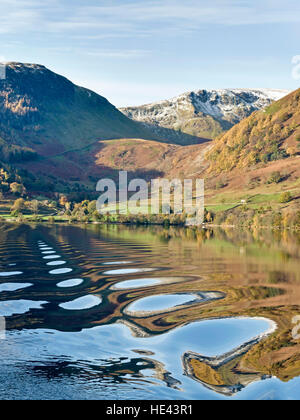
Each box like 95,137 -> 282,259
0,223 -> 300,400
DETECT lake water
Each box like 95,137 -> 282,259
0,223 -> 300,400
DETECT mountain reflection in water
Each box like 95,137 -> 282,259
0,223 -> 300,400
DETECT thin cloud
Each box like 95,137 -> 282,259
0,0 -> 299,36
84,50 -> 151,59
59,0 -> 300,27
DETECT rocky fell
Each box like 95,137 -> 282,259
121,88 -> 289,140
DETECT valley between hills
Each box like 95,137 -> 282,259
0,62 -> 299,228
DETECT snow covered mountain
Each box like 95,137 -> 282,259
121,88 -> 290,140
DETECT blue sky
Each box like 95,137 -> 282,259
0,0 -> 299,106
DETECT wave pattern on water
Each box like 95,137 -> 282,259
0,223 -> 298,400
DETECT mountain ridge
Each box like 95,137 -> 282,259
121,88 -> 290,140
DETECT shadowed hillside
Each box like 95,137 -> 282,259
0,63 -> 210,196
0,63 -> 207,151
0,63 -> 157,155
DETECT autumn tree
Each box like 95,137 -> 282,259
10,182 -> 25,196
28,199 -> 39,214
11,198 -> 25,212
279,191 -> 292,203
287,146 -> 298,156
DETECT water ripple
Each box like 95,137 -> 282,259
59,295 -> 101,310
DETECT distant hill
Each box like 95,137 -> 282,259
0,63 -> 205,150
207,88 -> 300,173
0,63 -> 208,196
0,62 -> 161,156
121,88 -> 289,140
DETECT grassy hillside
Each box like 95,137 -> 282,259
0,63 -> 159,154
0,136 -> 38,163
93,138 -> 211,181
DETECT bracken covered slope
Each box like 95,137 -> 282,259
206,88 -> 300,173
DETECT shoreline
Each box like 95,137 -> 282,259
1,217 -> 299,232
